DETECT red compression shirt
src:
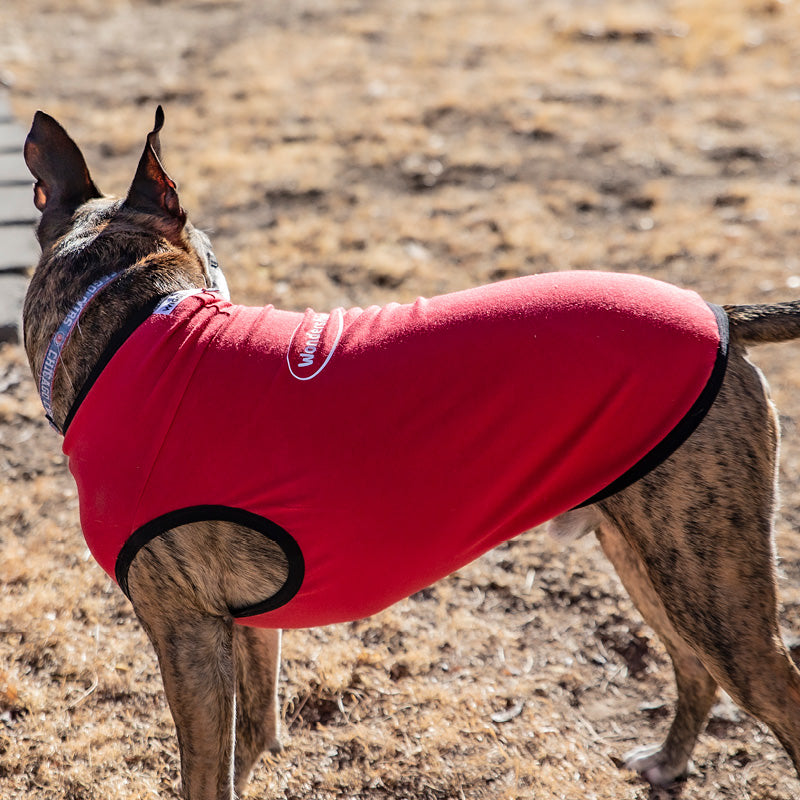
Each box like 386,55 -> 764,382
63,271 -> 727,628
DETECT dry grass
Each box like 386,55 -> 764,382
3,0 -> 800,797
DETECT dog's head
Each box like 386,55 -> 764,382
23,106 -> 229,299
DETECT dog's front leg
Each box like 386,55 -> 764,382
133,602 -> 237,800
232,626 -> 282,793
123,520 -> 291,797
126,545 -> 239,800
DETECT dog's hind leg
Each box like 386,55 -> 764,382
232,626 -> 283,793
599,348 -> 800,781
600,483 -> 800,780
593,517 -> 718,784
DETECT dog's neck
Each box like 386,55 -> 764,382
25,252 -> 201,434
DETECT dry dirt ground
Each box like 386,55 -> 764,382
3,1 -> 800,798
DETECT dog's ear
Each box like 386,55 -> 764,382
24,111 -> 102,215
124,106 -> 186,230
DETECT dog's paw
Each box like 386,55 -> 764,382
622,744 -> 689,786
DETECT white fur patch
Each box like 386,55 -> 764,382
547,507 -> 601,543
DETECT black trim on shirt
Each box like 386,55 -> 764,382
575,302 -> 730,508
115,505 -> 305,619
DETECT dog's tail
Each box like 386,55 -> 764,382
724,301 -> 800,345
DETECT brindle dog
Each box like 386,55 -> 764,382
20,108 -> 800,799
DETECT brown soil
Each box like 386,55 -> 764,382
3,1 -> 800,798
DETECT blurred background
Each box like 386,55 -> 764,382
2,1 -> 800,798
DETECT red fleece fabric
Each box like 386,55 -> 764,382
64,271 -> 724,628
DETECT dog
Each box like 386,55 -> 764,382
20,106 -> 800,799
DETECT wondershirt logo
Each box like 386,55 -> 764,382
287,309 -> 343,380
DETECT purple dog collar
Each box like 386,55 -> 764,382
38,271 -> 122,430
